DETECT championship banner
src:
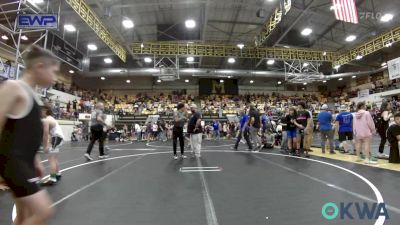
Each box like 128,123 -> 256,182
388,57 -> 400,80
199,79 -> 238,95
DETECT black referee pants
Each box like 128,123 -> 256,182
87,124 -> 105,156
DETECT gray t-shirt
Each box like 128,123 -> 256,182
91,109 -> 104,126
174,111 -> 187,128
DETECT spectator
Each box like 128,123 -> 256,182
249,104 -> 262,151
317,104 -> 335,155
232,109 -> 252,151
377,101 -> 392,158
335,105 -> 354,154
188,104 -> 203,158
212,120 -> 220,140
386,112 -> 400,163
353,102 -> 376,164
67,101 -> 71,113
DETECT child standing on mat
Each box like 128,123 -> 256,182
41,103 -> 64,185
335,105 -> 354,154
286,107 -> 298,156
353,102 -> 377,164
0,46 -> 57,225
172,103 -> 188,159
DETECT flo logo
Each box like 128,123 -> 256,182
321,202 -> 389,220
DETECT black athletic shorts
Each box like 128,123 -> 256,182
0,156 -> 41,197
339,131 -> 353,142
49,136 -> 63,153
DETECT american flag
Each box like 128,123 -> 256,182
331,0 -> 359,24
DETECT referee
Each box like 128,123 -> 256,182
85,103 -> 108,160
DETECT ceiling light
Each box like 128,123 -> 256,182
185,79 -> 189,83
69,70 -> 74,74
250,80 -> 254,84
186,56 -> 194,62
355,55 -> 363,60
338,78 -> 343,81
237,43 -> 244,49
345,35 -> 356,42
220,80 -> 224,83
228,76 -> 232,79
283,45 -> 290,48
185,19 -> 196,29
323,51 -> 327,56
87,44 -> 97,51
157,79 -> 162,83
322,80 -> 327,83
126,80 -> 131,83
267,59 -> 275,65
29,0 -> 44,3
380,13 -> 394,22
144,57 -> 152,63
352,75 -> 356,78
303,62 -> 309,67
100,77 -> 105,80
303,82 -> 307,85
301,28 -> 313,36
228,57 -> 236,64
140,43 -> 144,48
334,65 -> 341,70
104,58 -> 112,64
122,19 -> 134,28
381,62 -> 387,67
1,35 -> 8,40
385,42 -> 393,47
277,81 -> 282,85
21,35 -> 28,41
64,24 -> 76,32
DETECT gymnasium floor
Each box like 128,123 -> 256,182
1,139 -> 400,225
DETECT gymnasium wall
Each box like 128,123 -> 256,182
75,75 -> 321,96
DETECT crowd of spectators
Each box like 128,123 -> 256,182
114,120 -> 238,143
50,83 -> 196,119
50,79 -> 400,120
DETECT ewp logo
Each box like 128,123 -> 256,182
17,14 -> 58,29
321,202 -> 389,220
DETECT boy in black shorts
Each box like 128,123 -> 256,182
0,46 -> 57,225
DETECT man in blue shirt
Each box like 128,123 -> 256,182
212,120 -> 220,140
317,104 -> 335,154
233,109 -> 253,150
335,105 -> 354,153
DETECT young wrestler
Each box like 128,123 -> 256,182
0,46 -> 58,225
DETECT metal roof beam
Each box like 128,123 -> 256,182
65,0 -> 126,62
254,0 -> 292,47
334,25 -> 400,66
130,42 -> 335,62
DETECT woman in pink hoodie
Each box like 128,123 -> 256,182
353,102 -> 377,164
